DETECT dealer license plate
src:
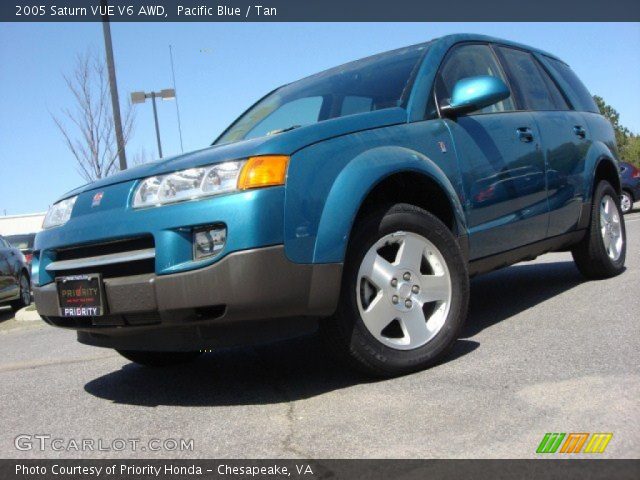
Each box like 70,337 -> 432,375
56,274 -> 104,317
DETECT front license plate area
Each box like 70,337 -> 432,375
56,274 -> 104,317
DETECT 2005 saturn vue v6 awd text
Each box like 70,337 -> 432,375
34,34 -> 626,376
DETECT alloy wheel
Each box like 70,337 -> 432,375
620,192 -> 632,214
600,195 -> 623,261
356,231 -> 452,350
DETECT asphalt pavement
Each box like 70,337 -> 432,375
1,212 -> 639,459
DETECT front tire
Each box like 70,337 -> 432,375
117,350 -> 202,367
321,203 -> 469,377
572,181 -> 626,279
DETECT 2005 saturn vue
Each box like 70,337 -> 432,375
34,34 -> 626,376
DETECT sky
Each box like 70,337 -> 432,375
0,22 -> 639,215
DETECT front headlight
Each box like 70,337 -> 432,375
132,156 -> 289,208
43,196 -> 77,229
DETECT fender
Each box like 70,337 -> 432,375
583,141 -> 620,200
572,111 -> 620,229
582,113 -> 620,198
576,140 -> 619,230
309,146 -> 466,264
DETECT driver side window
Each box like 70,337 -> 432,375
436,44 -> 515,115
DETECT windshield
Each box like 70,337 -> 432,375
215,43 -> 430,145
6,234 -> 35,250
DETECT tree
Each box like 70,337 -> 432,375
52,50 -> 135,182
594,95 -> 629,150
621,135 -> 640,169
130,146 -> 153,167
593,95 -> 640,168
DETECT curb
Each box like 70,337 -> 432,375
15,307 -> 42,322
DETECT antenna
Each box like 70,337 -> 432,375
169,44 -> 185,153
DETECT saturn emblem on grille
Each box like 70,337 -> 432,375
92,191 -> 104,207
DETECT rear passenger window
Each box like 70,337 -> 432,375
544,57 -> 599,113
537,66 -> 569,110
497,47 -> 567,111
436,44 -> 515,114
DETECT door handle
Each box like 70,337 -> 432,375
517,127 -> 534,143
573,125 -> 586,139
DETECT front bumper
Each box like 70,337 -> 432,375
34,245 -> 342,350
35,185 -> 286,285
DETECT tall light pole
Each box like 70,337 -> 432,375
100,0 -> 127,170
169,45 -> 184,153
131,89 -> 175,159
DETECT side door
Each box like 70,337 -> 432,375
495,46 -> 590,237
435,43 -> 548,259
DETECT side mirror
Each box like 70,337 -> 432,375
440,76 -> 510,117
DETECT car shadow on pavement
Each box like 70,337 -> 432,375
0,307 -> 15,324
84,335 -> 479,407
461,260 -> 584,339
84,260 -> 583,407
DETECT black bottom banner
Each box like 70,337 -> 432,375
2,459 -> 639,480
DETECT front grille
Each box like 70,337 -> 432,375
52,259 -> 155,279
55,236 -> 154,261
49,235 -> 155,279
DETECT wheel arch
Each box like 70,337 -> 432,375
593,157 -> 621,195
311,146 -> 466,264
584,139 -> 621,200
353,172 -> 459,232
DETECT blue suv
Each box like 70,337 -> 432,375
34,34 -> 626,376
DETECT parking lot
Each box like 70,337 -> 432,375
1,211 -> 638,459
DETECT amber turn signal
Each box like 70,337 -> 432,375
237,155 -> 289,190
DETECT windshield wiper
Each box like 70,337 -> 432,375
266,125 -> 301,136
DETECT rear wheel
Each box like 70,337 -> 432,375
10,272 -> 31,311
620,190 -> 633,214
572,181 -> 626,279
321,203 -> 469,377
117,350 -> 202,367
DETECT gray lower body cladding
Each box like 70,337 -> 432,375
33,245 -> 342,350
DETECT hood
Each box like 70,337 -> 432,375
57,108 -> 408,201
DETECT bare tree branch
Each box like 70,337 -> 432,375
51,50 -> 136,182
130,146 -> 153,167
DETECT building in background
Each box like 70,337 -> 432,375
0,212 -> 45,236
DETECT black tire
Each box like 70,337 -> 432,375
10,271 -> 31,312
571,180 -> 626,279
321,203 -> 469,378
117,350 -> 202,367
620,190 -> 633,214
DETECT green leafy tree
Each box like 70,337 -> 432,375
593,95 -> 629,148
593,95 -> 639,167
621,135 -> 640,169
